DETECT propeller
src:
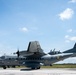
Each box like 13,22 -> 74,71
16,49 -> 20,57
14,48 -> 20,57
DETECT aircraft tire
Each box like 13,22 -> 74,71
3,66 -> 6,69
37,67 -> 40,69
50,64 -> 52,66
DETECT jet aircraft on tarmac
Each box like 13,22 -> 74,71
0,41 -> 76,69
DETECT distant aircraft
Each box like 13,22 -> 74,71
48,49 -> 61,55
0,41 -> 76,69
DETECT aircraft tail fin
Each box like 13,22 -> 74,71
73,43 -> 76,49
63,43 -> 76,53
27,41 -> 44,53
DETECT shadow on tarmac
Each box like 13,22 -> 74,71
20,68 -> 35,71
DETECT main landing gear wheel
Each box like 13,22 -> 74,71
37,67 -> 40,69
3,66 -> 6,69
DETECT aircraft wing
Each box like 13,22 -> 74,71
18,51 -> 34,56
15,41 -> 46,57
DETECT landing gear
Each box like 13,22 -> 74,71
37,67 -> 40,69
31,67 -> 35,69
3,66 -> 6,69
50,64 -> 52,66
12,65 -> 16,68
31,66 -> 40,70
7,66 -> 10,68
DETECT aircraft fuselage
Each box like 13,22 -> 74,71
0,53 -> 75,69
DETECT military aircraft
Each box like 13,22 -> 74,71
48,49 -> 61,55
0,41 -> 76,69
0,55 -> 21,69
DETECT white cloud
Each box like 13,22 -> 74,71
69,36 -> 76,41
58,8 -> 74,20
65,35 -> 76,43
20,27 -> 28,32
67,29 -> 73,33
69,0 -> 76,3
65,35 -> 69,38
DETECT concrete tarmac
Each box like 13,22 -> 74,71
0,68 -> 76,75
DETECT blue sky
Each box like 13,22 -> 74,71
0,0 -> 76,63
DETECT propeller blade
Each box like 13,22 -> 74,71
16,50 -> 20,57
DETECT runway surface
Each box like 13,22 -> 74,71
0,68 -> 76,75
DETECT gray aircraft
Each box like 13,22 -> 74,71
0,55 -> 21,69
0,41 -> 76,69
48,49 -> 61,55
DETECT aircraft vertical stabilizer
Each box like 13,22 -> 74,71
73,43 -> 76,48
63,43 -> 76,53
